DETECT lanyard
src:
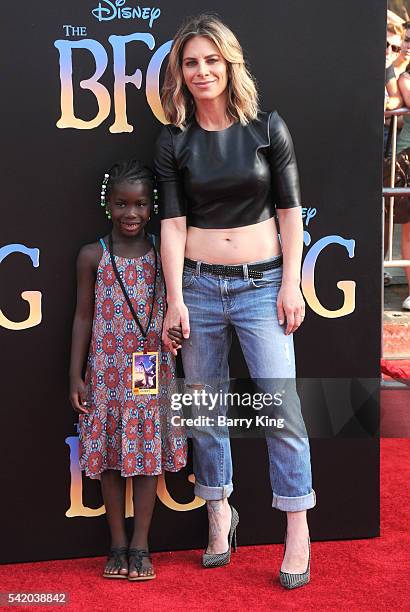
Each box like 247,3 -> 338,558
108,233 -> 158,346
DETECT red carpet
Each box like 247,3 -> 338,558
381,388 -> 410,437
1,440 -> 409,610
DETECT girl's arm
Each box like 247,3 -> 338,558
160,217 -> 190,355
69,243 -> 99,413
276,207 -> 305,335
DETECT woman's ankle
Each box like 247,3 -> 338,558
286,510 -> 308,531
206,498 -> 230,514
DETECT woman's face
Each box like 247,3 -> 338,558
386,33 -> 402,67
182,35 -> 229,104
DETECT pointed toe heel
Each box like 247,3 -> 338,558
279,535 -> 310,590
202,505 -> 239,568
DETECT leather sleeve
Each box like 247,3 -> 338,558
268,111 -> 301,209
153,125 -> 187,219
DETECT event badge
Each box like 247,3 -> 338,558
132,351 -> 159,395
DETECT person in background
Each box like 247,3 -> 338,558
385,24 -> 403,118
384,22 -> 403,287
390,22 -> 410,78
396,25 -> 410,310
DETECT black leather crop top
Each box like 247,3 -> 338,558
154,110 -> 301,229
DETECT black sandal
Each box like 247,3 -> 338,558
128,548 -> 156,581
102,546 -> 128,579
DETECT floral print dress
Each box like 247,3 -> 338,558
79,237 -> 187,479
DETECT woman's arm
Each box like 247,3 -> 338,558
276,207 -> 305,335
386,65 -> 403,109
268,112 -> 305,334
154,125 -> 190,354
385,84 -> 403,110
69,244 -> 99,413
161,217 -> 190,355
398,72 -> 410,107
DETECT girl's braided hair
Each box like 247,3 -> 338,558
100,160 -> 158,218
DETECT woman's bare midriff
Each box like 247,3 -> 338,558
185,217 -> 281,265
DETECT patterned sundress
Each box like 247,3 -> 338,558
79,236 -> 187,479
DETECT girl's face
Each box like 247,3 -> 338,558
182,36 -> 229,105
107,180 -> 152,238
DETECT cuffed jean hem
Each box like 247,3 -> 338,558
194,481 -> 234,501
272,489 -> 316,512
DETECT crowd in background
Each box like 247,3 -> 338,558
385,15 -> 410,310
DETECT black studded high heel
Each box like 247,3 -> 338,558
202,505 -> 239,568
279,532 -> 310,589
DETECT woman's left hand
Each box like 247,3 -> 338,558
277,281 -> 305,335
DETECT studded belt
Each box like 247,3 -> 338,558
184,256 -> 283,279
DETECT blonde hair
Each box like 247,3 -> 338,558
161,14 -> 259,129
387,22 -> 404,37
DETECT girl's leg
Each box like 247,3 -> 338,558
100,470 -> 128,576
128,475 -> 158,578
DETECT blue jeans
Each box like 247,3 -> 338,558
181,256 -> 316,512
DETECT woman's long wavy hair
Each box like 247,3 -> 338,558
161,14 -> 259,129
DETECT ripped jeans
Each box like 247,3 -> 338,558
181,256 -> 316,512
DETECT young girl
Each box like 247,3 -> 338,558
69,160 -> 187,581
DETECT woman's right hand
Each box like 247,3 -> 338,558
69,377 -> 90,414
163,300 -> 190,356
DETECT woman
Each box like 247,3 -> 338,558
393,70 -> 410,310
154,14 -> 315,588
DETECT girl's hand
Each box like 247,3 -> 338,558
168,325 -> 184,351
277,281 -> 305,335
163,301 -> 190,356
69,377 -> 90,414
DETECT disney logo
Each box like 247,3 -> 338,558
92,0 -> 161,28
